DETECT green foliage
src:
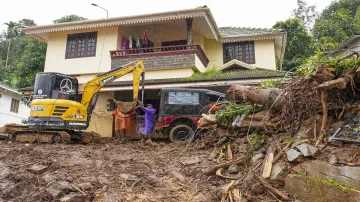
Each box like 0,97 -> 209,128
258,78 -> 284,88
186,67 -> 221,80
249,134 -> 266,148
215,102 -> 262,127
53,15 -> 88,24
297,174 -> 360,192
296,51 -> 360,78
273,18 -> 314,71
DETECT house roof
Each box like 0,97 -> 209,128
0,84 -> 21,95
328,34 -> 360,56
219,27 -> 282,37
108,68 -> 287,87
218,59 -> 256,71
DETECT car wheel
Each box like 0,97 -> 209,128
169,125 -> 194,143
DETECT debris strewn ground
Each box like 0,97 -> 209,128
0,140 -> 217,202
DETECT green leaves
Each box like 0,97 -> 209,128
53,15 -> 88,24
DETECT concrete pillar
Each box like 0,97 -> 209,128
186,18 -> 193,45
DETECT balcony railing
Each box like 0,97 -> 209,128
110,44 -> 209,67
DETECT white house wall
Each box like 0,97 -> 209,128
0,90 -> 30,127
44,26 -> 119,75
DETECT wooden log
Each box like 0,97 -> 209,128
227,144 -> 233,160
316,90 -> 328,146
227,85 -> 285,111
204,157 -> 246,175
254,175 -> 292,201
262,145 -> 274,179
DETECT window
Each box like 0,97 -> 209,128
10,98 -> 19,113
66,32 -> 97,59
223,41 -> 255,64
168,92 -> 199,105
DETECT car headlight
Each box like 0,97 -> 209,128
31,106 -> 46,111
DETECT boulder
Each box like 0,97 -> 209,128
208,148 -> 218,161
286,149 -> 305,163
28,164 -> 48,174
46,181 -> 70,199
296,144 -> 321,158
181,156 -> 201,166
228,164 -> 240,174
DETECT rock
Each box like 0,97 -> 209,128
293,160 -> 360,189
228,164 -> 240,174
28,164 -> 48,174
251,153 -> 265,164
42,174 -> 54,183
329,154 -> 338,165
181,156 -> 201,166
59,194 -> 90,202
251,183 -> 265,194
46,182 -> 70,199
296,144 -> 321,158
286,149 -> 305,163
98,176 -> 110,185
120,173 -> 140,186
0,162 -> 10,180
245,170 -> 255,186
285,174 -> 360,202
270,162 -> 289,188
216,190 -> 223,200
208,148 -> 218,160
66,176 -> 74,183
169,170 -> 186,183
78,182 -> 93,191
211,180 -> 219,185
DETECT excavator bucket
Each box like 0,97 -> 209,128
113,98 -> 143,114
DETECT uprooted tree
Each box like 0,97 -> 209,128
201,51 -> 360,145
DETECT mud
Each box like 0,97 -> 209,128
0,140 -> 216,202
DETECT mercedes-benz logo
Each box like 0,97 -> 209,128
60,78 -> 73,92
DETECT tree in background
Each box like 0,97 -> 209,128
53,15 -> 88,24
273,18 -> 313,71
0,15 -> 87,89
4,21 -> 20,68
312,0 -> 360,51
292,0 -> 318,31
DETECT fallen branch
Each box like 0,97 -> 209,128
316,90 -> 328,146
204,157 -> 246,175
254,175 -> 291,201
221,180 -> 236,202
71,184 -> 87,195
262,145 -> 274,179
227,144 -> 233,160
216,168 -> 241,180
272,141 -> 292,164
232,189 -> 242,202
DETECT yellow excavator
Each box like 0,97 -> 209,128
4,60 -> 145,144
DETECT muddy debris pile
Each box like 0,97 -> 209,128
198,54 -> 360,201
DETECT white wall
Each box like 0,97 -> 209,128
0,90 -> 30,127
254,40 -> 276,70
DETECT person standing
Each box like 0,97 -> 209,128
112,108 -> 136,142
138,104 -> 156,142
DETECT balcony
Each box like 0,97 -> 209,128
110,44 -> 209,71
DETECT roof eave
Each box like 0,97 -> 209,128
219,32 -> 285,43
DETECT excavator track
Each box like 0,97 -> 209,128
3,124 -> 100,144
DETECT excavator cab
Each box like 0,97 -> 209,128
33,72 -> 80,102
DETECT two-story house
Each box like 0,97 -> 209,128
21,7 -> 287,137
0,84 -> 30,127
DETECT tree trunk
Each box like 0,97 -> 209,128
227,85 -> 286,111
5,39 -> 11,68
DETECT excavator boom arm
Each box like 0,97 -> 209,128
81,60 -> 145,112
